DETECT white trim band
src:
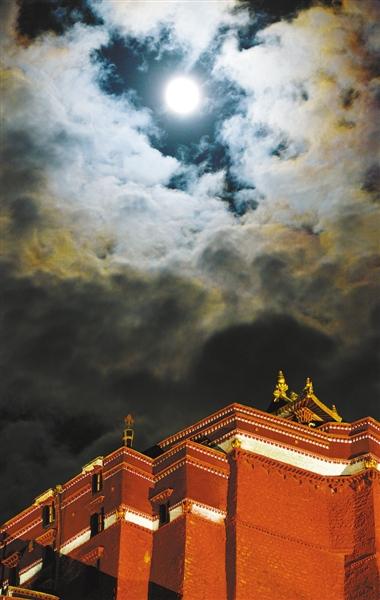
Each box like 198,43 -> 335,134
191,502 -> 225,523
19,560 -> 43,585
124,509 -> 155,531
60,529 -> 91,555
221,435 -> 380,476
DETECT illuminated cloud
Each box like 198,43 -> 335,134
215,2 -> 380,224
90,0 -> 249,64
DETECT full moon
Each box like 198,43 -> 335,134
165,77 -> 201,115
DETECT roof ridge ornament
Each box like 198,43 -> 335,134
273,370 -> 290,402
269,371 -> 343,426
304,377 -> 314,397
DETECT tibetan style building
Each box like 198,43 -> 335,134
1,373 -> 379,600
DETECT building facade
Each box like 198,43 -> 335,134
1,374 -> 379,600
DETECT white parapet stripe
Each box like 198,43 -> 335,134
60,529 -> 91,555
19,560 -> 43,585
104,512 -> 117,529
168,504 -> 182,523
221,435 -> 378,476
152,518 -> 159,531
167,500 -> 225,525
192,502 -> 225,523
124,509 -> 154,530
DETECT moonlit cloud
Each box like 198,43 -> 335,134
215,3 -> 380,224
90,0 -> 249,64
0,0 -> 379,522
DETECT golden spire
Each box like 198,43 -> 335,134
123,414 -> 135,448
273,370 -> 289,401
304,377 -> 314,397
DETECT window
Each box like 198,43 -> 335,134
92,472 -> 103,494
42,503 -> 55,527
159,502 -> 170,526
90,508 -> 105,537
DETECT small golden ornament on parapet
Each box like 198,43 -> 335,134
231,438 -> 241,449
363,457 -> 378,470
116,505 -> 127,521
182,499 -> 193,514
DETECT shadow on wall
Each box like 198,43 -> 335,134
32,553 -> 116,600
148,581 -> 181,599
0,538 -> 182,600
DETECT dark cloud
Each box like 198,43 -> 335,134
235,0 -> 343,50
193,314 -> 336,404
340,87 -> 360,110
363,163 -> 380,200
10,196 -> 40,232
241,0 -> 341,20
0,262 -> 212,520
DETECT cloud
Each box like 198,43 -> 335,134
214,2 -> 380,225
1,7 -> 239,275
90,0 -> 249,65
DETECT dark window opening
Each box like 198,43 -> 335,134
8,566 -> 19,586
90,508 -> 105,537
92,472 -> 103,494
159,502 -> 170,526
42,503 -> 55,527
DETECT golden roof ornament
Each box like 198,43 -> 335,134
123,414 -> 135,448
273,370 -> 289,402
269,371 -> 342,425
304,377 -> 314,397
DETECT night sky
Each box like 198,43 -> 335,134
1,0 -> 379,523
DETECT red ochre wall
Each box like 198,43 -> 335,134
150,514 -> 186,594
149,512 -> 227,600
117,521 -> 152,600
225,448 -> 379,600
149,456 -> 228,599
343,471 -> 379,600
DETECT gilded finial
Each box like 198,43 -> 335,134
304,377 -> 314,396
273,370 -> 289,401
123,414 -> 135,448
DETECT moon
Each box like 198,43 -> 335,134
165,77 -> 201,115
